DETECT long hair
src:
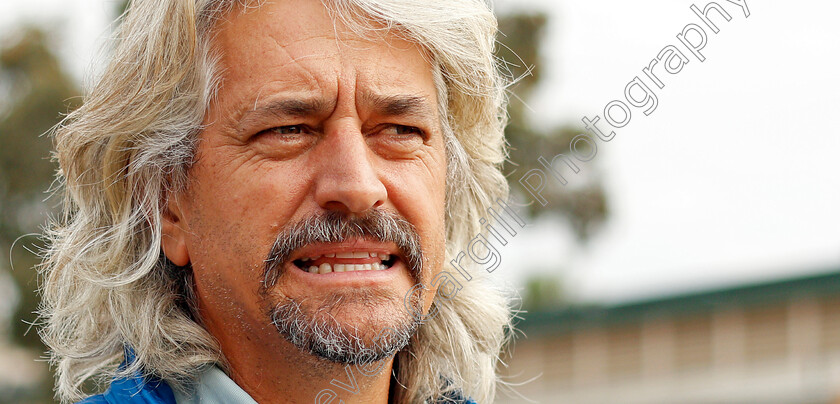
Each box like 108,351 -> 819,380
40,0 -> 512,402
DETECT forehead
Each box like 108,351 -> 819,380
209,0 -> 437,121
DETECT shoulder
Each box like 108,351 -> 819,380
76,347 -> 177,404
75,372 -> 176,404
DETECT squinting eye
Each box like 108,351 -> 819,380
393,125 -> 422,135
271,125 -> 305,135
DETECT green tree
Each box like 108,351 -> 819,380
496,14 -> 608,242
522,274 -> 566,311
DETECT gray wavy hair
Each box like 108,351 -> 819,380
40,0 -> 513,402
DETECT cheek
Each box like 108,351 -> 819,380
182,157 -> 319,328
383,157 -> 447,274
182,155 -> 313,287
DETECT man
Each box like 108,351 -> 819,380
41,0 -> 513,403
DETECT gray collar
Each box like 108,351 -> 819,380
173,366 -> 258,404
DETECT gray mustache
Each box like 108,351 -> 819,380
262,210 -> 423,288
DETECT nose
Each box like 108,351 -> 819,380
312,121 -> 387,215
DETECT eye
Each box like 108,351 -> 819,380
368,124 -> 427,157
255,124 -> 315,141
269,125 -> 306,135
384,124 -> 424,137
253,124 -> 317,155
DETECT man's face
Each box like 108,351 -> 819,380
163,0 -> 447,364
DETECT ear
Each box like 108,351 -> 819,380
161,192 -> 191,267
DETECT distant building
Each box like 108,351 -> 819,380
498,269 -> 840,404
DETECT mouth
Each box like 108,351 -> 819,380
291,249 -> 400,275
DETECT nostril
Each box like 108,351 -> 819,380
315,184 -> 387,215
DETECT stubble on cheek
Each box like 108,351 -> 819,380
184,200 -> 277,336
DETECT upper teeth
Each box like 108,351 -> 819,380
301,252 -> 389,262
306,262 -> 388,274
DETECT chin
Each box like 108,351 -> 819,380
267,286 -> 422,365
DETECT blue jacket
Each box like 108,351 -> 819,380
78,358 -> 477,404
77,370 -> 175,404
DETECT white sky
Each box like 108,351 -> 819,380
2,0 -> 838,304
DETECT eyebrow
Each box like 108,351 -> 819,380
361,93 -> 436,120
239,97 -> 333,127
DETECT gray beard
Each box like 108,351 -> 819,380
270,290 -> 422,365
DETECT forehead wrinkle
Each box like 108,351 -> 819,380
267,33 -> 329,84
230,36 -> 337,134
